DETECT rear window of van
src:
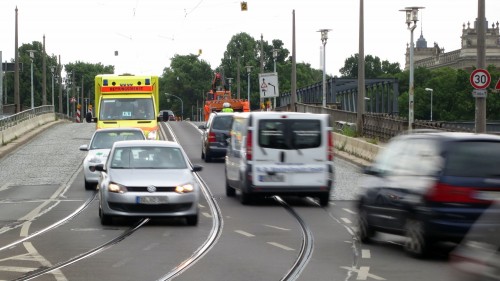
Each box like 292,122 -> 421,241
258,119 -> 321,149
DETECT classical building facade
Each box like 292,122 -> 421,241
404,19 -> 500,71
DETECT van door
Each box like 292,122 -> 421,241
253,115 -> 331,187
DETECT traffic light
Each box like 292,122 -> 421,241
241,1 -> 247,11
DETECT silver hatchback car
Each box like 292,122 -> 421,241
79,128 -> 146,190
93,140 -> 203,226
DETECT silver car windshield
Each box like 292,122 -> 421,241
110,147 -> 187,169
90,131 -> 145,150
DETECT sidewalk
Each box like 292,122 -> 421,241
0,120 -> 67,159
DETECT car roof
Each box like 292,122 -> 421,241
94,127 -> 144,133
113,140 -> 180,148
397,131 -> 500,142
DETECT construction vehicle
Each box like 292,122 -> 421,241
203,72 -> 250,121
88,74 -> 162,140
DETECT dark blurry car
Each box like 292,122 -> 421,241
356,131 -> 500,258
450,200 -> 500,281
158,110 -> 175,121
198,112 -> 234,162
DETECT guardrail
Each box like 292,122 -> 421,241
0,106 -> 55,131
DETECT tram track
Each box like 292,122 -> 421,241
0,192 -> 98,253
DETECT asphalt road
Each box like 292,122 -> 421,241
0,120 -> 460,281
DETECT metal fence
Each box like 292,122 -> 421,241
278,102 -> 477,142
0,105 -> 55,131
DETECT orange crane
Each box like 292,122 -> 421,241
203,72 -> 249,121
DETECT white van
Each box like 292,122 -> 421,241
225,111 -> 334,206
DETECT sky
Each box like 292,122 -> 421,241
1,0 -> 499,78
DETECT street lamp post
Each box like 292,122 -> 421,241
400,7 -> 423,131
425,88 -> 433,121
245,66 -> 253,107
317,29 -> 331,108
272,49 -> 278,73
28,50 -> 36,109
50,66 -> 55,107
227,77 -> 233,92
165,93 -> 183,121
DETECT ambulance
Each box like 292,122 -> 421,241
88,75 -> 162,140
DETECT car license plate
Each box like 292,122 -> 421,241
259,175 -> 284,182
137,196 -> 168,204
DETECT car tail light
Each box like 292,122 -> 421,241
328,131 -> 334,161
208,132 -> 216,143
246,131 -> 253,161
425,182 -> 488,204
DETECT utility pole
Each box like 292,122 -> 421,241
42,35 -> 47,105
58,55 -> 63,113
291,10 -> 297,112
475,0 -> 486,133
14,7 -> 20,113
357,0 -> 365,135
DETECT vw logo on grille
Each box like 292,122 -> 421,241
147,185 -> 157,193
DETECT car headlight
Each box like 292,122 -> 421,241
175,183 -> 194,194
147,130 -> 157,140
108,182 -> 128,193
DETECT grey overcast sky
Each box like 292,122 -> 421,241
1,0 -> 499,77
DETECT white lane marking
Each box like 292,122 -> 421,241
235,230 -> 255,237
343,208 -> 357,215
24,242 -> 68,281
341,218 -> 352,224
340,266 -> 385,280
329,202 -> 336,206
112,257 -> 134,268
263,224 -> 290,231
143,242 -> 160,251
0,265 -> 37,272
0,182 -> 11,192
362,249 -> 371,259
267,242 -> 295,251
202,212 -> 212,218
198,203 -> 205,208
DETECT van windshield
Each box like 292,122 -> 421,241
100,98 -> 154,121
258,119 -> 321,150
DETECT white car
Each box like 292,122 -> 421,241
79,128 -> 146,190
92,140 -> 202,225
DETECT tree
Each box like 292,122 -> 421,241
160,54 -> 213,120
64,61 -> 114,112
339,54 -> 402,78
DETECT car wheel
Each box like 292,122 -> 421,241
318,193 -> 330,207
185,214 -> 198,226
99,207 -> 113,225
404,218 -> 430,258
240,191 -> 253,205
204,151 -> 212,162
357,207 -> 375,243
84,179 -> 95,190
226,179 -> 236,197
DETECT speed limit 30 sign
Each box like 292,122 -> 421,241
470,69 -> 491,89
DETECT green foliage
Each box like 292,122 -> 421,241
339,53 -> 402,78
341,126 -> 358,137
159,54 -> 213,119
